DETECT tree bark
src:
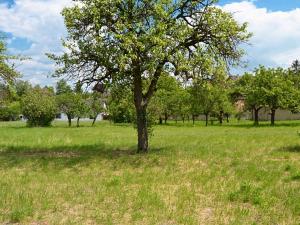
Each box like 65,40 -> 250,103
134,72 -> 148,153
254,108 -> 260,126
271,108 -> 276,126
67,115 -> 72,127
205,113 -> 209,127
133,59 -> 165,153
192,115 -> 195,125
136,105 -> 148,153
164,112 -> 168,124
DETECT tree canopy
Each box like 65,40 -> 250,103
0,38 -> 19,83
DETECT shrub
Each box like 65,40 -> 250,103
0,101 -> 21,121
21,88 -> 57,127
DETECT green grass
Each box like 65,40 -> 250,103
0,120 -> 300,224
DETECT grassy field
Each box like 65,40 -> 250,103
0,120 -> 300,224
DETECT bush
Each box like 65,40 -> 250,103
21,88 -> 57,127
109,99 -> 135,123
0,101 -> 21,121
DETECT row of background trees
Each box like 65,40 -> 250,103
107,60 -> 300,127
1,59 -> 300,128
0,79 -> 105,127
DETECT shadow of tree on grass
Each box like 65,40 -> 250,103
0,143 -> 167,170
279,145 -> 300,153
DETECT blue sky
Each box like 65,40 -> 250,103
0,0 -> 300,85
219,0 -> 300,11
0,0 -> 13,7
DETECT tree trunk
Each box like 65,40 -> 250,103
254,108 -> 260,126
205,113 -> 209,127
192,115 -> 195,125
226,114 -> 229,123
67,115 -> 72,127
164,112 -> 168,124
159,116 -> 163,125
92,116 -> 97,126
271,109 -> 276,126
219,111 -> 224,125
182,115 -> 185,123
77,117 -> 80,127
134,72 -> 149,153
136,105 -> 148,153
133,60 -> 165,153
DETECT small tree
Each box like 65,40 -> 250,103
255,67 -> 294,126
210,65 -> 234,125
15,80 -> 32,98
173,87 -> 191,123
235,73 -> 264,125
56,79 -> 72,95
56,93 -> 78,126
190,81 -> 218,126
21,88 -> 57,127
213,91 -> 234,125
291,59 -> 300,74
88,92 -> 105,126
288,61 -> 300,113
74,93 -> 89,127
151,74 -> 180,124
56,80 -> 77,126
236,67 -> 295,126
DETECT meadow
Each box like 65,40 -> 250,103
0,120 -> 300,225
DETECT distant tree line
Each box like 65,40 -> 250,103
105,59 -> 300,127
0,79 -> 106,127
2,59 -> 300,128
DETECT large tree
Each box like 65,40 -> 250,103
49,0 -> 250,152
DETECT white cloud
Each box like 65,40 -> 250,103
0,0 -> 73,85
222,1 -> 300,72
0,0 -> 300,84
